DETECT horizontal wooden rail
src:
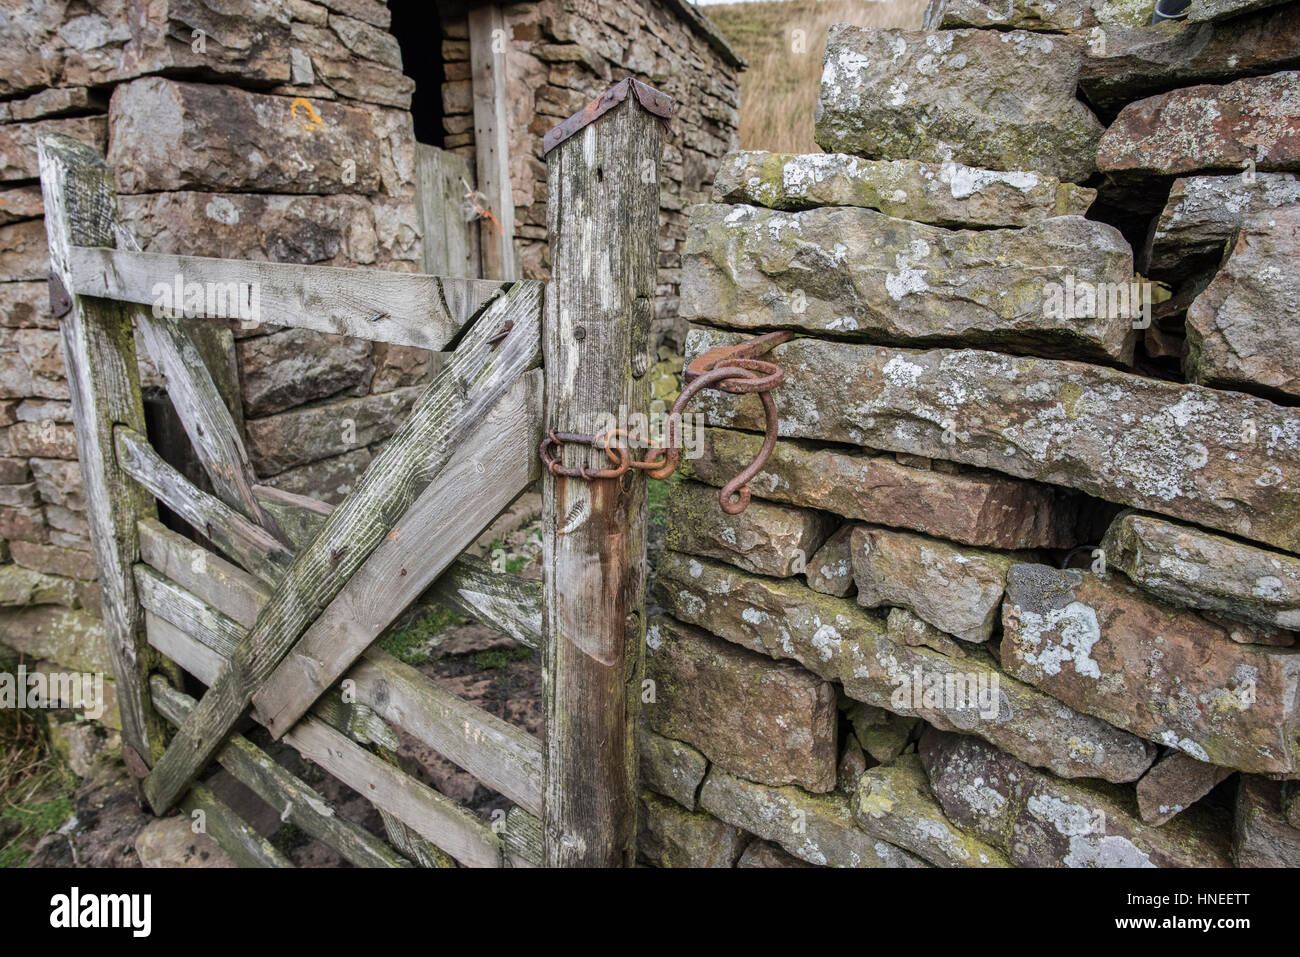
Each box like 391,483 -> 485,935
150,676 -> 411,868
290,717 -> 509,868
144,609 -> 226,683
136,517 -> 546,822
135,564 -> 243,661
65,245 -> 537,350
138,518 -> 269,627
351,649 -> 543,816
116,426 -> 294,586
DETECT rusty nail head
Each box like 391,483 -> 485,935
48,270 -> 72,319
488,320 -> 514,349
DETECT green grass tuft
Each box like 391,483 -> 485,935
474,646 -> 534,671
378,605 -> 467,665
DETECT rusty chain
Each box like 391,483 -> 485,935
539,330 -> 794,514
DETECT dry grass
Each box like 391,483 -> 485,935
707,0 -> 928,153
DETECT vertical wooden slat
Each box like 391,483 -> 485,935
468,3 -> 516,281
415,143 -> 479,278
540,86 -> 664,866
37,132 -> 171,767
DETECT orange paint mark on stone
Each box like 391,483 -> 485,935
290,97 -> 325,132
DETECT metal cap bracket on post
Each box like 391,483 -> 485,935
543,77 -> 675,155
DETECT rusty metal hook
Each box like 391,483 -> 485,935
686,330 -> 795,391
540,331 -> 794,515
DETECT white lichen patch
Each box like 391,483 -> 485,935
1013,601 -> 1103,679
924,31 -> 955,54
1159,731 -> 1211,763
939,162 -> 1040,199
1253,575 -> 1287,601
1027,793 -> 1096,837
1063,834 -> 1155,868
811,622 -> 844,662
883,354 -> 926,387
204,196 -> 240,224
957,776 -> 1008,818
675,590 -> 706,621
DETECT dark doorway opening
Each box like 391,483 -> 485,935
389,0 -> 447,147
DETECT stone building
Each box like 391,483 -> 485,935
0,1 -> 742,679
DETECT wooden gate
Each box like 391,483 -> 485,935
37,79 -> 666,868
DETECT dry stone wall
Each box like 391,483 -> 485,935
640,0 -> 1300,867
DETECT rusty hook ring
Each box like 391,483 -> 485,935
717,387 -> 779,514
642,364 -> 760,480
711,357 -> 784,394
631,447 -> 669,472
685,329 -> 795,392
593,427 -> 636,479
582,428 -> 631,479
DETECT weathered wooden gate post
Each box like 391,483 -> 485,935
37,133 -> 171,773
541,80 -> 669,866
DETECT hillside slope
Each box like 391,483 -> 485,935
707,0 -> 928,153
